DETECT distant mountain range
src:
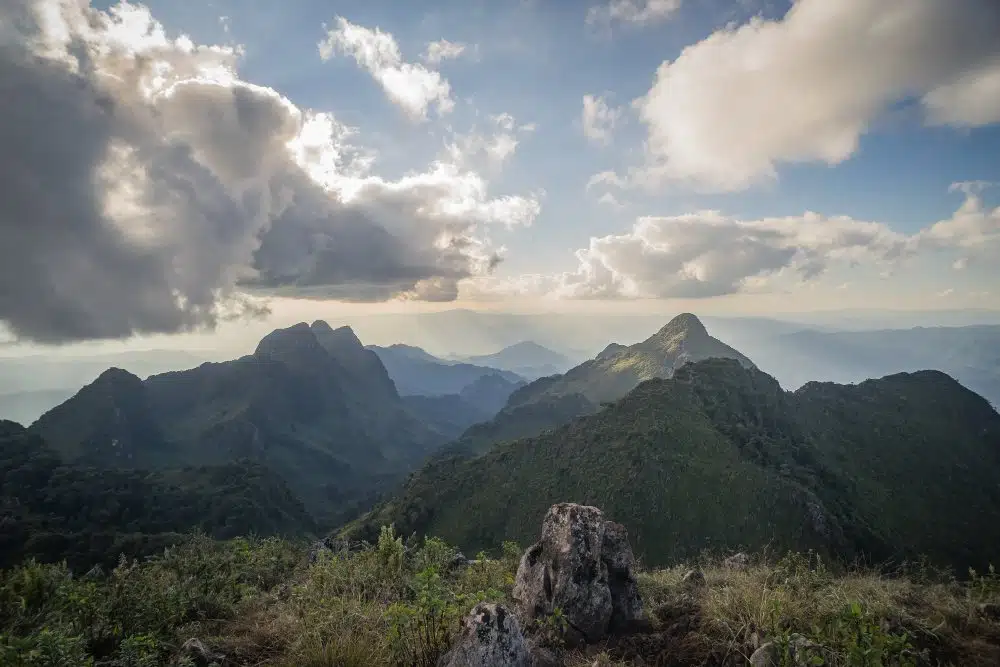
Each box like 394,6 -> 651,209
367,343 -> 524,397
450,341 -> 575,380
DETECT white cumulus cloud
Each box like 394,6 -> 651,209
633,0 -> 1000,191
0,0 -> 538,342
318,17 -> 454,121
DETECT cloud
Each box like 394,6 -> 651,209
0,0 -> 538,343
423,39 -> 468,65
581,94 -> 622,146
597,192 -> 625,208
553,210 -> 910,299
318,17 -> 454,120
633,0 -> 1000,191
586,0 -> 682,27
445,113 -> 536,168
488,185 -> 995,301
586,170 -> 627,191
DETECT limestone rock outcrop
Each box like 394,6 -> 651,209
437,602 -> 531,667
512,503 -> 644,644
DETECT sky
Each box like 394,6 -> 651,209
1,0 -> 999,350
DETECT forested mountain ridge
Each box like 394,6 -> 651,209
0,421 -> 315,570
424,313 -> 756,461
508,312 -> 754,408
29,321 -> 450,525
346,358 -> 1000,572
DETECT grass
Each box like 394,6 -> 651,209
1,536 -> 999,666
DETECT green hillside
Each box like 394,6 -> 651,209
0,421 -> 315,570
347,359 -> 1000,572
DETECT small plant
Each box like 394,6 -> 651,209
377,526 -> 405,577
818,602 -> 916,667
537,606 -> 570,647
386,566 -> 455,667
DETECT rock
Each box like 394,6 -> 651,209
602,521 -> 645,633
513,503 -> 644,644
438,602 -> 531,667
177,638 -> 223,667
724,552 -> 750,570
680,569 -> 706,588
526,640 -> 561,667
749,642 -> 777,666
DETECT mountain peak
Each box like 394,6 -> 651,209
254,323 -> 325,362
311,322 -> 364,352
657,313 -> 708,339
597,343 -> 626,360
93,367 -> 145,389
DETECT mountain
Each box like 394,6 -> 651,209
458,373 -> 527,414
457,341 -> 574,379
758,325 -> 1000,407
31,322 -> 446,525
0,421 -> 315,570
401,394 -> 494,441
431,313 -> 755,459
367,344 -> 524,396
509,313 -> 755,408
346,359 -> 1000,572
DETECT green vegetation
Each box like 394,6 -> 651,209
350,359 -> 1000,573
2,534 -> 998,666
0,421 -> 315,571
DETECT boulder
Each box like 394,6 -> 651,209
513,503 -> 644,644
438,602 -> 531,667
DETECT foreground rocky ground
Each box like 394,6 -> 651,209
2,503 -> 999,666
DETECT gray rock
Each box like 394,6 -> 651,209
603,521 -> 644,632
513,503 -> 644,644
438,602 -> 531,667
724,552 -> 750,570
526,640 -> 561,667
749,642 -> 777,666
680,569 -> 706,588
